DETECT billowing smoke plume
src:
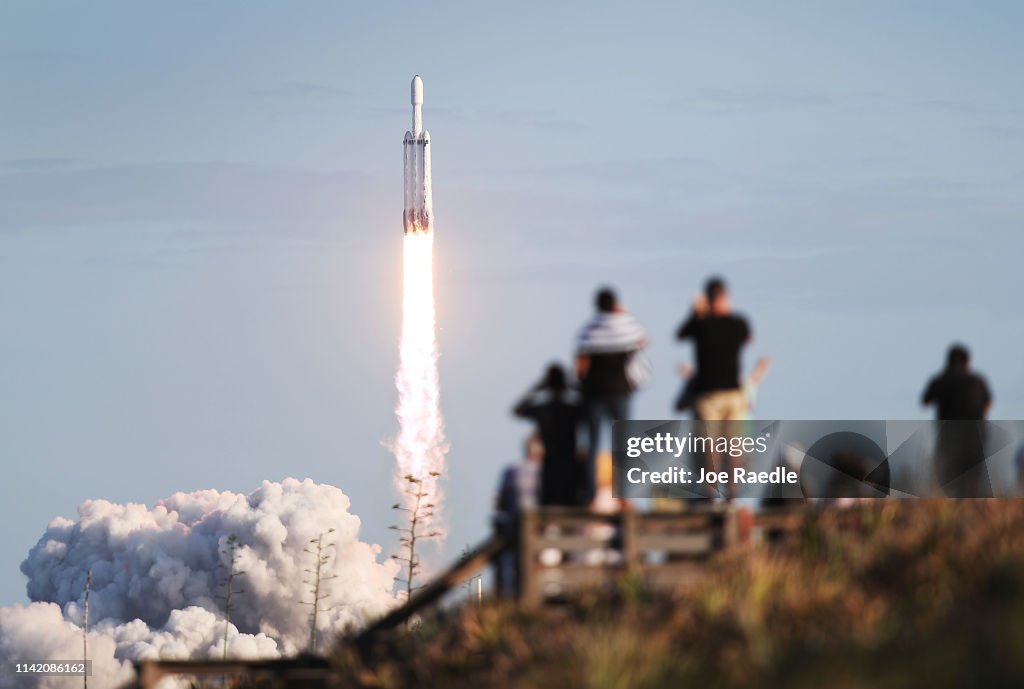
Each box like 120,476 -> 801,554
0,602 -> 135,689
0,478 -> 399,688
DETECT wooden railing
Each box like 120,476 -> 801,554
517,505 -> 808,605
135,657 -> 331,689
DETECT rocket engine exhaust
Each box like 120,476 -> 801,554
392,75 -> 447,541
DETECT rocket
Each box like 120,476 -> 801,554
403,75 -> 433,235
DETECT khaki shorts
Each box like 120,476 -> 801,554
695,388 -> 748,422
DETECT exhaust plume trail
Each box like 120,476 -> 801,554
393,233 -> 446,520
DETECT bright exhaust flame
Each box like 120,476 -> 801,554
393,232 -> 447,535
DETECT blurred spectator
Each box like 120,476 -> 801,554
676,277 -> 752,499
513,364 -> 583,506
496,433 -> 542,516
921,344 -> 992,420
493,434 -> 542,597
575,288 -> 648,504
673,362 -> 698,414
922,344 -> 993,497
676,276 -> 752,421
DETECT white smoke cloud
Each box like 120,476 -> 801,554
0,478 -> 399,688
0,602 -> 134,689
0,603 -> 273,689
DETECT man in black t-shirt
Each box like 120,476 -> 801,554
676,277 -> 752,421
922,344 -> 993,497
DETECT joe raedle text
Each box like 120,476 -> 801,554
626,466 -> 798,486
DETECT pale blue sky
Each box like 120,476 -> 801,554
2,1 -> 1023,603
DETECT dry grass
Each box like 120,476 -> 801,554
337,501 -> 1024,689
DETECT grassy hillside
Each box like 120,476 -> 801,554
337,501 -> 1024,689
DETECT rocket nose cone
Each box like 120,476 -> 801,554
411,75 -> 424,105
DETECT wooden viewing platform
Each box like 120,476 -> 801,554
131,504 -> 822,688
515,504 -> 809,605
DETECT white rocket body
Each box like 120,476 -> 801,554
403,75 -> 433,235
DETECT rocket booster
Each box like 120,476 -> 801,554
403,75 -> 433,235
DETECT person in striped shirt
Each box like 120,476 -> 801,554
575,287 -> 648,505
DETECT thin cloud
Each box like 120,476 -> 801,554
911,98 -> 1024,117
248,81 -> 351,101
0,161 -> 377,233
374,105 -> 584,133
453,156 -> 717,180
367,105 -> 461,122
480,107 -> 585,133
979,125 -> 1024,141
0,157 -> 75,172
673,86 -> 835,114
